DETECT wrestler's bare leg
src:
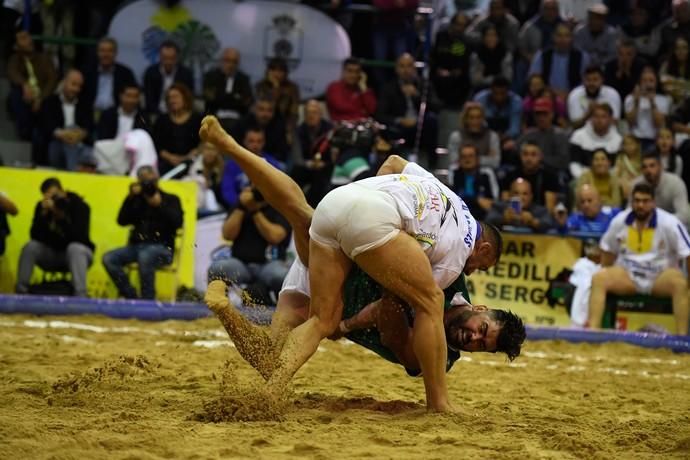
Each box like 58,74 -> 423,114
200,116 -> 312,265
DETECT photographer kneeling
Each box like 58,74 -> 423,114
16,178 -> 95,297
103,166 -> 183,299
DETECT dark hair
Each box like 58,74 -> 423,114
583,64 -> 604,77
267,57 -> 288,73
617,37 -> 636,50
40,177 -> 62,193
159,39 -> 180,53
591,102 -> 613,116
166,82 -> 194,112
642,151 -> 661,164
667,37 -> 690,77
480,221 -> 503,266
120,82 -> 140,93
98,37 -> 118,52
632,182 -> 655,198
490,309 -> 525,361
343,57 -> 362,68
491,76 -> 510,88
245,127 -> 266,139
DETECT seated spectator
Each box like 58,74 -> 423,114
469,24 -> 513,90
7,30 -> 56,141
450,144 -> 499,220
588,183 -> 690,335
296,100 -> 332,160
102,166 -> 183,300
660,37 -> 690,106
447,102 -> 501,168
556,183 -> 619,234
0,191 -> 19,256
81,37 -> 136,116
376,53 -> 439,161
466,0 -> 520,52
613,134 -> 643,197
576,149 -> 623,208
207,188 -> 291,296
16,178 -> 94,297
430,12 -> 472,109
631,152 -> 690,227
603,38 -> 646,101
326,57 -> 376,122
567,65 -> 622,129
183,142 -> 226,215
618,6 -> 661,64
473,76 -> 522,149
518,97 -> 569,171
292,100 -> 333,207
202,48 -> 253,131
624,67 -> 672,150
151,83 -> 202,176
656,127 -> 684,176
529,23 -> 590,97
569,103 -> 623,178
573,4 -> 619,66
255,57 -> 300,134
232,97 -> 290,163
222,128 -> 283,208
671,94 -> 690,140
38,69 -> 94,171
660,0 -> 690,56
501,141 -> 560,212
486,177 -> 554,232
96,84 -> 146,140
517,0 -> 563,65
521,74 -> 567,128
143,40 -> 194,119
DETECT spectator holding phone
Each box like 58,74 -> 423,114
486,177 -> 554,232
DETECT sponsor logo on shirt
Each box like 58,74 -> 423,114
415,231 -> 437,248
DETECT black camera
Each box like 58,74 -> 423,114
251,187 -> 264,203
52,194 -> 68,210
140,179 -> 158,197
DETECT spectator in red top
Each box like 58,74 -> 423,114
326,58 -> 377,122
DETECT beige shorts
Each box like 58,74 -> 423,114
309,183 -> 402,259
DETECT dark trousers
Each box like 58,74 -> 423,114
102,244 -> 173,300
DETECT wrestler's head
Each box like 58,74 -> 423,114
444,305 -> 525,361
463,222 -> 503,275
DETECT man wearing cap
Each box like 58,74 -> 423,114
518,97 -> 570,171
573,4 -> 619,66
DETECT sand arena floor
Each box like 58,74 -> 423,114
0,313 -> 689,459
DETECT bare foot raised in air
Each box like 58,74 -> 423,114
205,279 -> 230,314
199,115 -> 239,152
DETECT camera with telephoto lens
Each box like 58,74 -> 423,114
52,194 -> 68,210
140,179 -> 158,197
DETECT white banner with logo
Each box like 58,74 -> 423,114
108,0 -> 351,99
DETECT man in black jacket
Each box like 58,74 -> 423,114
96,83 -> 147,140
203,47 -> 253,131
16,178 -> 95,297
143,40 -> 194,119
102,166 -> 183,299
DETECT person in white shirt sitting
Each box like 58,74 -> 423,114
567,64 -> 622,129
624,67 -> 672,152
568,102 -> 622,178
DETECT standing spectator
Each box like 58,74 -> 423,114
151,83 -> 202,176
529,23 -> 590,97
255,57 -> 301,134
588,182 -> 690,335
447,102 -> 501,168
613,134 -> 643,197
81,37 -> 136,116
96,84 -> 147,141
376,53 -> 439,160
232,97 -> 290,163
576,149 -> 623,208
143,40 -> 194,119
202,48 -> 254,131
518,97 -> 569,170
660,0 -> 690,57
293,100 -> 333,207
618,6 -> 662,63
604,38 -> 646,101
103,166 -> 183,300
624,67 -> 672,150
656,127 -> 684,176
569,103 -> 623,178
521,74 -> 567,128
0,191 -> 18,256
501,141 -> 560,212
207,185 -> 291,297
573,4 -> 619,66
567,65 -> 622,129
430,12 -> 472,108
450,144 -> 499,220
466,0 -> 520,52
518,0 -> 563,65
660,37 -> 690,105
631,152 -> 690,226
469,24 -> 513,90
473,76 -> 522,142
7,30 -> 57,141
486,178 -> 555,232
16,178 -> 94,297
38,70 -> 93,171
326,58 -> 377,122
221,128 -> 283,208
371,0 -> 418,86
556,184 -> 619,235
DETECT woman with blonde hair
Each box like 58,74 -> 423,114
577,149 -> 622,207
446,102 -> 501,168
613,135 -> 642,197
